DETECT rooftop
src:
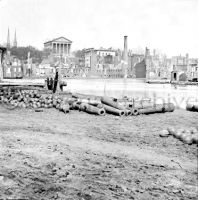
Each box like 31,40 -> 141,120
44,37 -> 72,44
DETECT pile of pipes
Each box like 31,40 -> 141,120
161,127 -> 198,145
70,95 -> 175,116
0,88 -> 175,116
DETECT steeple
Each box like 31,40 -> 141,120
13,29 -> 17,47
7,28 -> 10,49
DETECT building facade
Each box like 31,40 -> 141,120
83,48 -> 126,78
128,53 -> 145,78
0,47 -> 7,80
44,37 -> 72,56
84,48 -> 116,68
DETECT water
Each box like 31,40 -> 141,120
3,78 -> 198,109
64,78 -> 198,109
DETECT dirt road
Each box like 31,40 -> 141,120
0,106 -> 197,199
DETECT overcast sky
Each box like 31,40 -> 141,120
0,0 -> 197,57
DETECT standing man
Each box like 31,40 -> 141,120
53,67 -> 59,93
27,52 -> 32,77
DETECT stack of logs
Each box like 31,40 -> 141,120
0,88 -> 175,116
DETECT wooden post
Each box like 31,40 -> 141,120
56,54 -> 63,93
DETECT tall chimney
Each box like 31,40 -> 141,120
124,36 -> 128,62
123,36 -> 128,78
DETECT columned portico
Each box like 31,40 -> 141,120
44,36 -> 72,56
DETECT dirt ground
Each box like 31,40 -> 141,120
0,105 -> 197,200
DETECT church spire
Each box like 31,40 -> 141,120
13,29 -> 17,47
7,27 -> 10,49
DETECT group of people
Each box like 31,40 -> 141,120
46,71 -> 67,93
46,71 -> 59,93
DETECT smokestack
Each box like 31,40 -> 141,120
124,36 -> 128,62
123,36 -> 128,78
145,47 -> 150,58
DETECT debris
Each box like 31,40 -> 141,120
159,130 -> 170,137
167,126 -> 198,145
103,104 -> 125,116
0,87 -> 176,117
101,96 -> 126,110
80,103 -> 106,116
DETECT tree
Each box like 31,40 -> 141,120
10,46 -> 43,63
73,49 -> 85,58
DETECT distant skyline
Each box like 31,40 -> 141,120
0,0 -> 198,57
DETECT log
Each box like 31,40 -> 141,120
103,104 -> 125,116
101,96 -> 125,110
131,108 -> 139,116
80,103 -> 105,116
138,105 -> 163,115
125,109 -> 132,116
133,101 -> 153,109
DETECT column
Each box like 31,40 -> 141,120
67,44 -> 69,55
53,43 -> 55,53
65,44 -> 67,54
55,43 -> 57,54
69,44 -> 71,54
59,43 -> 61,55
61,43 -> 63,54
63,44 -> 65,54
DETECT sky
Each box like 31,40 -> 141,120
0,0 -> 198,57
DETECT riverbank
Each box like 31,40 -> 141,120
0,106 -> 197,199
1,78 -> 198,109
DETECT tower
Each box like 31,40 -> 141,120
7,28 -> 10,49
13,29 -> 17,47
